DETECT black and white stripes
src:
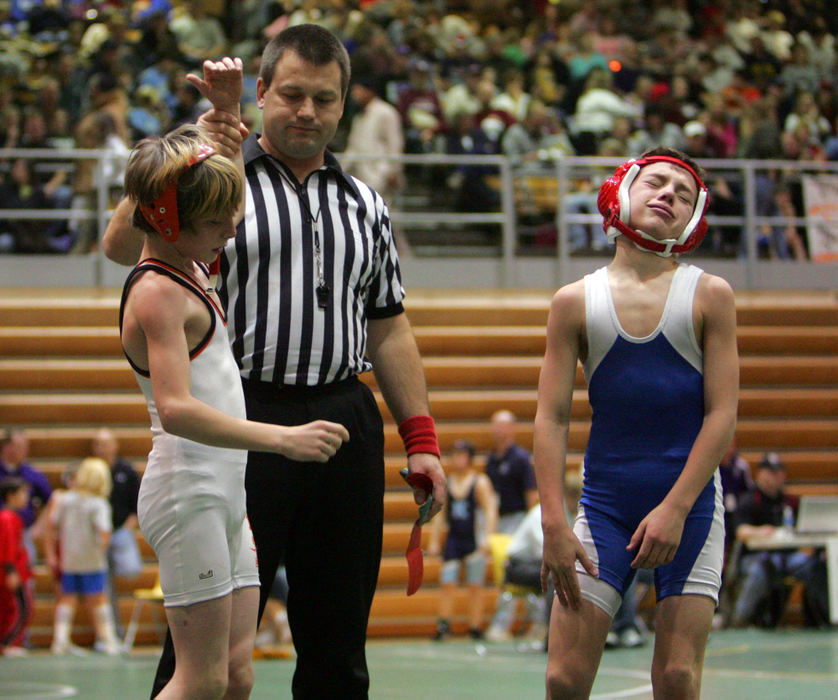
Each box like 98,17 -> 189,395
217,135 -> 405,386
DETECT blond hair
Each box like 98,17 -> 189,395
125,124 -> 243,236
73,457 -> 112,499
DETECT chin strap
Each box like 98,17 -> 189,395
605,218 -> 700,258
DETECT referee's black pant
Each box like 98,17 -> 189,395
150,375 -> 385,699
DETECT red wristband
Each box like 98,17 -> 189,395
398,415 -> 440,458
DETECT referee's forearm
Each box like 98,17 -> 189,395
368,315 -> 431,423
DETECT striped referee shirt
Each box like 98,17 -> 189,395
217,134 -> 405,386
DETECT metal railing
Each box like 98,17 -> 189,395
1,149 -> 836,288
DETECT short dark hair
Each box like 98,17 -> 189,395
260,23 -> 351,98
641,146 -> 707,183
451,439 -> 476,459
1,428 -> 18,448
0,476 -> 27,503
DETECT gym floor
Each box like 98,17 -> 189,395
1,627 -> 836,699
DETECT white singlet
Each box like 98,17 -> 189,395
120,259 -> 259,607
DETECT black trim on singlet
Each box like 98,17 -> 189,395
118,259 -> 219,377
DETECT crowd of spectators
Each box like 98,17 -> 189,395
1,0 -> 836,256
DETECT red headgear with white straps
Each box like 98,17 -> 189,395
137,143 -> 216,243
596,155 -> 709,257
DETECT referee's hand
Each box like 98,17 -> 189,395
405,453 -> 446,520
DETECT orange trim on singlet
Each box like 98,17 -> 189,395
136,258 -> 228,324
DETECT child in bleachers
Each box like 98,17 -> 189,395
429,439 -> 498,640
0,477 -> 32,657
46,457 -> 120,655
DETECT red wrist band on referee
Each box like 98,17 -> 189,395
398,415 -> 440,458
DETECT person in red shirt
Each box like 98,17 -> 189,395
0,477 -> 32,656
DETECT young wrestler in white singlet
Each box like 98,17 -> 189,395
120,116 -> 348,699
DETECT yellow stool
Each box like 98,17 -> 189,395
121,576 -> 165,652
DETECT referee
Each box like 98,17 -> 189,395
104,24 -> 446,700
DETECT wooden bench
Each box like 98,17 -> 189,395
3,288 -> 836,645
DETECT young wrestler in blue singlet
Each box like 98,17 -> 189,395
534,147 -> 739,699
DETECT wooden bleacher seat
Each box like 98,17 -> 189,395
2,288 -> 836,644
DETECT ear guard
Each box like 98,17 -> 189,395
597,155 -> 709,257
137,143 -> 215,242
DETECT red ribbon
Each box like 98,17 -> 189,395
401,470 -> 434,596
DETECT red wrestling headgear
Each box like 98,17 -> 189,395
597,155 -> 709,257
137,143 -> 216,242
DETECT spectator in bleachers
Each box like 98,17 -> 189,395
783,90 -> 832,145
566,30 -> 608,88
473,77 -> 516,149
127,84 -> 171,141
485,410 -> 538,535
341,68 -> 409,254
777,43 -> 821,99
51,48 -> 87,124
592,16 -> 637,68
168,81 -> 208,130
45,456 -> 120,655
692,51 -> 735,97
627,103 -> 687,156
428,439 -> 497,641
441,62 -> 484,126
169,0 -> 228,67
90,428 -> 141,641
797,17 -> 835,81
501,98 -> 574,169
742,34 -> 782,95
135,7 -> 185,68
669,74 -> 701,124
572,67 -> 641,155
0,430 -> 51,566
724,2 -> 762,56
17,105 -> 51,152
527,44 -> 571,118
444,109 -> 501,214
719,440 -> 753,551
396,58 -> 446,154
0,476 -> 32,657
563,136 -> 626,252
492,67 -> 531,123
703,93 -> 740,158
0,156 -> 64,253
650,0 -> 693,35
342,70 -> 405,201
682,120 -> 715,160
68,109 -> 129,253
79,6 -> 131,61
737,96 -> 783,159
0,0 -> 835,257
765,178 -> 808,260
731,453 -> 827,628
760,10 -> 794,63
